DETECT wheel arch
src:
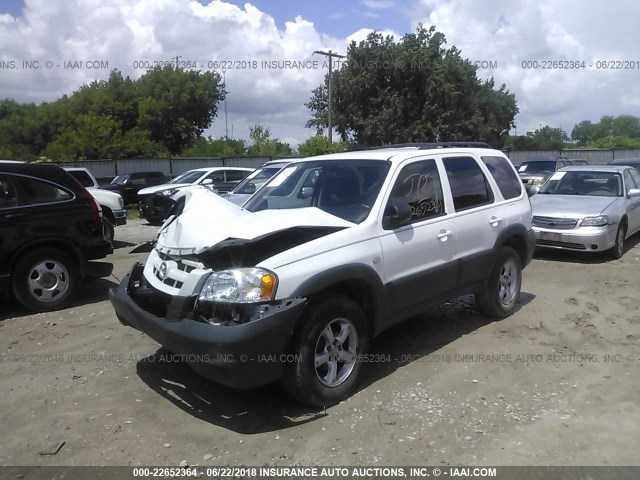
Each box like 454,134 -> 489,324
10,239 -> 85,279
289,264 -> 385,338
494,223 -> 530,267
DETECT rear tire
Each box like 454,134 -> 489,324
283,294 -> 368,407
475,246 -> 522,318
610,222 -> 626,259
12,248 -> 78,312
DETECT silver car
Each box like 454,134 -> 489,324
530,165 -> 640,258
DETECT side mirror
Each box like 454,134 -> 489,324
244,183 -> 256,194
628,188 -> 640,198
201,178 -> 214,186
530,185 -> 541,195
298,186 -> 313,199
383,202 -> 413,229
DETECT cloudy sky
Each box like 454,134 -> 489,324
1,0 -> 640,146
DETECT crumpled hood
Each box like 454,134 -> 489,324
530,194 -> 618,218
156,189 -> 354,254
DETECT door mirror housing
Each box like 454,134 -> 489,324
628,188 -> 640,198
383,202 -> 413,229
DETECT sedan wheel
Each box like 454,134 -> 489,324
611,222 -> 626,259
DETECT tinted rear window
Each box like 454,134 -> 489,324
443,157 -> 494,211
481,156 -> 522,200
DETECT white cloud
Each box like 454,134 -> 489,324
0,0 -> 377,146
411,0 -> 640,135
361,0 -> 395,8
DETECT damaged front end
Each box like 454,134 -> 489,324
110,262 -> 307,388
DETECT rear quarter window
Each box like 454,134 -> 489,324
13,176 -> 73,205
443,157 -> 494,211
481,156 -> 523,200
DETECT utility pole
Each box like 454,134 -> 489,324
174,55 -> 182,69
313,49 -> 345,143
222,69 -> 229,138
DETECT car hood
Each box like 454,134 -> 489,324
156,189 -> 353,255
530,194 -> 618,218
138,183 -> 190,196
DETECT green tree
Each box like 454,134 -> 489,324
136,65 -> 225,155
181,136 -> 247,157
297,135 -> 349,156
571,120 -> 595,146
305,25 -> 518,147
247,124 -> 293,157
505,126 -> 569,150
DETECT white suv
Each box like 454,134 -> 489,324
110,143 -> 535,406
64,167 -> 127,242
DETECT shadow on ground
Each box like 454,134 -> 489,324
136,292 -> 535,434
0,277 -> 118,322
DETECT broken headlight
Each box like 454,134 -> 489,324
198,268 -> 277,303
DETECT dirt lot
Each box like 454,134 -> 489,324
1,218 -> 639,467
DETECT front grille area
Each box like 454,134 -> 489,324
533,216 -> 578,229
536,239 -> 587,250
152,251 -> 196,290
139,194 -> 155,207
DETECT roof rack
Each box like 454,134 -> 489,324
350,141 -> 491,151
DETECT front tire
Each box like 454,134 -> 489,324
12,248 -> 78,312
610,222 -> 626,259
475,246 -> 522,318
283,294 -> 368,406
102,217 -> 115,243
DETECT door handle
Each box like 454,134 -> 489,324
437,230 -> 452,240
4,213 -> 25,220
489,216 -> 503,226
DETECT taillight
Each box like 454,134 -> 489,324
78,185 -> 102,225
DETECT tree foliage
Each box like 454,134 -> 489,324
305,25 -> 519,147
247,124 -> 293,157
297,135 -> 349,157
0,67 -> 224,160
505,126 -> 569,150
570,115 -> 640,147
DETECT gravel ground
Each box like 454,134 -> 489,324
0,218 -> 639,467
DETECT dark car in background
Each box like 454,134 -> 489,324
137,167 -> 253,224
0,162 -> 113,311
518,158 -> 588,194
608,157 -> 640,174
101,171 -> 167,204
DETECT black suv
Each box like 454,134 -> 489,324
0,162 -> 113,311
101,171 -> 167,204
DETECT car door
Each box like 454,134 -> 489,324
200,170 -> 226,191
623,169 -> 640,234
378,157 -> 457,323
441,155 -> 500,288
0,173 -> 21,282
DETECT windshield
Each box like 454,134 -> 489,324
169,170 -> 205,184
232,165 -> 285,195
518,161 -> 556,174
538,171 -> 623,197
111,175 -> 129,184
243,160 -> 391,224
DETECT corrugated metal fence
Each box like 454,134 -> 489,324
62,149 -> 640,181
505,149 -> 640,166
62,156 -> 283,181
